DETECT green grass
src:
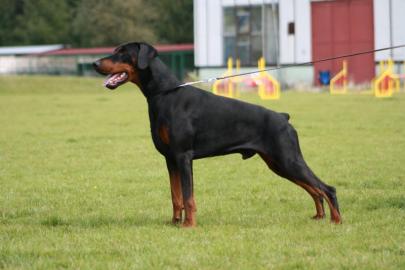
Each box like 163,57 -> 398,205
1,75 -> 404,269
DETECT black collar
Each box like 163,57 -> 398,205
146,85 -> 184,99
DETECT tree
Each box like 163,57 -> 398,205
0,0 -> 26,45
71,0 -> 157,47
0,0 -> 72,45
150,0 -> 194,43
0,0 -> 194,47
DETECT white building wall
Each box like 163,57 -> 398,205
279,0 -> 295,64
193,0 -> 223,67
390,0 -> 405,61
193,0 -> 208,66
194,0 -> 312,67
0,56 -> 17,74
374,0 -> 405,61
221,0 -> 278,7
294,0 -> 311,63
206,0 -> 223,66
278,0 -> 312,64
374,0 -> 392,60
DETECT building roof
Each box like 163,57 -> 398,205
0,44 -> 64,55
41,44 -> 194,56
43,47 -> 114,56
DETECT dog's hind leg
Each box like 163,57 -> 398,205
260,153 -> 325,220
261,125 -> 341,223
295,181 -> 325,219
289,162 -> 341,223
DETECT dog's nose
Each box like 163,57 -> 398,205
93,60 -> 101,69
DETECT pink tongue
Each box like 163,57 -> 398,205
104,73 -> 121,86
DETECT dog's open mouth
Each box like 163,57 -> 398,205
104,72 -> 128,89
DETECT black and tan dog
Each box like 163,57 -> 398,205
93,42 -> 341,227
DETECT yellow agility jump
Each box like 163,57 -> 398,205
374,59 -> 400,98
255,57 -> 280,100
330,60 -> 348,95
212,58 -> 236,98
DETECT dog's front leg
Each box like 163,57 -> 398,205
166,157 -> 183,224
175,153 -> 196,228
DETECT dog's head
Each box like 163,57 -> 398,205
93,42 -> 158,90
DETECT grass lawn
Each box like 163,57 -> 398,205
1,76 -> 404,269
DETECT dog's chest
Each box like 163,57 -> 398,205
149,118 -> 171,156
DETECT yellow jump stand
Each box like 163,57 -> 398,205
330,60 -> 348,95
255,57 -> 280,100
403,61 -> 405,92
213,58 -> 235,98
396,61 -> 405,93
402,61 -> 405,91
234,59 -> 241,98
374,59 -> 399,98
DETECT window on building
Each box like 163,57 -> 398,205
223,4 -> 279,66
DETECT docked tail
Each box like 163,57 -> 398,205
280,112 -> 290,121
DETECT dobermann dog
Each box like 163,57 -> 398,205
93,42 -> 341,227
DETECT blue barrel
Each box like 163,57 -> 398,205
319,71 -> 331,85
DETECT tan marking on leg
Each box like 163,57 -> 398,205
181,194 -> 197,228
169,171 -> 183,224
296,181 -> 325,219
315,188 -> 342,224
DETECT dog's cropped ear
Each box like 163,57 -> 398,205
137,43 -> 158,70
